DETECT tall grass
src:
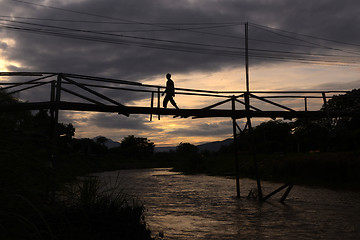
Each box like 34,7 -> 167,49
56,174 -> 152,240
62,173 -> 135,211
1,174 -> 153,240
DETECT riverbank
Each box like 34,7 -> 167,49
56,149 -> 360,190
171,151 -> 360,190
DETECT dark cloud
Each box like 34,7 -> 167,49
3,0 -> 359,81
167,120 -> 233,137
59,112 -> 90,125
0,41 -> 8,50
89,113 -> 151,130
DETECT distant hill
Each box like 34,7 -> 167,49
90,136 -> 233,152
154,146 -> 176,152
93,136 -> 121,149
197,138 -> 233,152
155,138 -> 233,152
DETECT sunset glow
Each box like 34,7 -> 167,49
1,0 -> 359,147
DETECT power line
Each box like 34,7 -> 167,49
3,14 -> 356,54
0,15 -> 242,33
2,22 -> 359,66
4,18 -> 359,62
1,20 -> 359,65
0,15 -> 243,26
6,0 -> 248,40
249,23 -> 360,56
0,24 -> 245,58
250,22 -> 360,48
2,15 -> 345,52
8,0 -> 360,53
0,18 -> 247,51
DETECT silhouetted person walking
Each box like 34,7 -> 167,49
162,73 -> 179,109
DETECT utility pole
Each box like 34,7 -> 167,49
245,22 -> 250,93
244,22 -> 263,200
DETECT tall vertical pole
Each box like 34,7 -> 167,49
245,22 -> 250,93
232,96 -> 240,198
244,22 -> 263,200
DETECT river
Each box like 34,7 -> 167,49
97,168 -> 360,240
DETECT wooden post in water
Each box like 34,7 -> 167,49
280,184 -> 294,202
232,96 -> 241,198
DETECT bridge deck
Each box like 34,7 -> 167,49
0,101 -> 354,119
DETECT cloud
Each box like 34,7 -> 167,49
166,120 -> 233,137
313,79 -> 360,91
2,0 -> 359,80
89,113 -> 151,130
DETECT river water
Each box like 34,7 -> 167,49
97,168 -> 360,240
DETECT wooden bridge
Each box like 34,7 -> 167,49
0,72 -> 351,118
0,72 -> 356,202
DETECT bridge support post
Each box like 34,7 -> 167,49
322,92 -> 331,125
244,92 -> 263,201
157,87 -> 161,120
150,91 -> 154,121
50,73 -> 62,168
49,81 -> 55,167
232,96 -> 241,198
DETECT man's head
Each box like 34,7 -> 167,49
166,73 -> 171,79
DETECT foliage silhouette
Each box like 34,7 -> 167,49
117,135 -> 155,159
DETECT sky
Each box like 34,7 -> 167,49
0,0 -> 360,147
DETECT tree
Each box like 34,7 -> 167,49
320,89 -> 360,150
175,142 -> 202,172
176,142 -> 198,155
120,135 -> 155,158
252,120 -> 294,152
0,89 -> 33,137
292,118 -> 329,151
322,89 -> 360,129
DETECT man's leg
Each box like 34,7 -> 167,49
170,97 -> 179,109
163,95 -> 169,108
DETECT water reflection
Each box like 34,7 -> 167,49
97,168 -> 360,240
